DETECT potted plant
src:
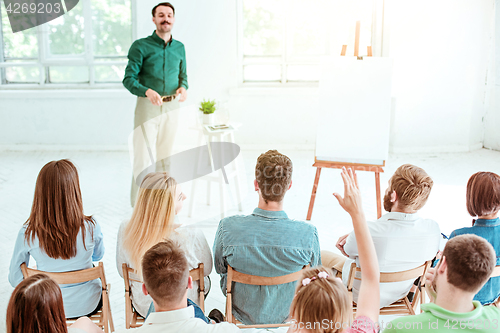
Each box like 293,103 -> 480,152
199,99 -> 216,125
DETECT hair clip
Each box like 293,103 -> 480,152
302,271 -> 330,286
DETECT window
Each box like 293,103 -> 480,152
238,0 -> 383,85
0,0 -> 133,87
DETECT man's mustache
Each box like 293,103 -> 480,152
161,21 -> 171,25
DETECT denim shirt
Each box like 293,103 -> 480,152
450,217 -> 500,304
8,221 -> 105,318
213,208 -> 321,325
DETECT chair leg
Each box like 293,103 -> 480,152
102,296 -> 109,333
108,301 -> 115,331
226,293 -> 233,323
420,287 -> 425,313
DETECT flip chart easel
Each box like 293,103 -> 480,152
306,21 -> 385,221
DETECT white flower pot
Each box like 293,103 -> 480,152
203,113 -> 215,125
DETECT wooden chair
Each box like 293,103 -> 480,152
122,262 -> 205,329
225,265 -> 308,329
21,262 -> 114,333
346,261 -> 432,317
491,265 -> 500,278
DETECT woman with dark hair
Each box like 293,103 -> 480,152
449,171 -> 500,305
7,274 -> 101,333
8,159 -> 105,318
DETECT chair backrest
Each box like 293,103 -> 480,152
346,260 -> 432,316
122,263 -> 205,329
225,264 -> 309,328
21,262 -> 107,288
122,263 -> 145,329
347,261 -> 431,288
20,262 -> 114,333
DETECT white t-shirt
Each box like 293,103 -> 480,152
116,219 -> 213,317
343,212 -> 441,307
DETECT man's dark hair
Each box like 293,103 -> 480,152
142,240 -> 189,307
152,2 -> 175,17
441,234 -> 496,293
255,150 -> 293,203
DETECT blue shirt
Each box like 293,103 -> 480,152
213,208 -> 321,325
8,220 -> 105,318
450,217 -> 500,305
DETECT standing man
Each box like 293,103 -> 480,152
123,2 -> 188,206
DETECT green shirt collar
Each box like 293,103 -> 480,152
421,301 -> 484,321
151,30 -> 173,46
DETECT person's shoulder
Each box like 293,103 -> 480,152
129,37 -> 147,49
68,328 -> 88,333
171,38 -> 185,47
417,216 -> 440,227
481,304 -> 500,318
173,225 -> 205,242
450,225 -> 474,238
382,312 -> 430,332
118,219 -> 130,230
287,218 -> 318,233
17,224 -> 28,235
220,214 -> 252,225
134,35 -> 152,44
116,219 -> 130,240
84,217 -> 100,231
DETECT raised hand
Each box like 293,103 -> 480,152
333,167 -> 364,218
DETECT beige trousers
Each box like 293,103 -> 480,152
321,250 -> 347,278
130,97 -> 180,206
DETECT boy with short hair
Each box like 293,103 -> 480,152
117,240 -> 239,332
382,234 -> 500,333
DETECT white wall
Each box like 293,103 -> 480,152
0,90 -> 135,149
484,0 -> 500,150
0,0 -> 497,153
385,0 -> 494,153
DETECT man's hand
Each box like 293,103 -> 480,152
336,233 -> 350,257
146,89 -> 163,106
176,87 -> 187,102
333,167 -> 364,218
425,267 -> 437,303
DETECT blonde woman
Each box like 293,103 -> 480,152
116,172 -> 212,317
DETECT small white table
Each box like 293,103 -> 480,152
188,123 -> 243,218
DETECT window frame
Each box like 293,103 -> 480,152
0,0 -> 136,89
236,0 -> 385,87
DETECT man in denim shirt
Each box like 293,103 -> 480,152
213,150 -> 321,325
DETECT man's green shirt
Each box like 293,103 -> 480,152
123,31 -> 188,97
382,301 -> 500,333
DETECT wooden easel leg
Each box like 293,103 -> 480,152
375,171 -> 382,219
307,168 -> 322,221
